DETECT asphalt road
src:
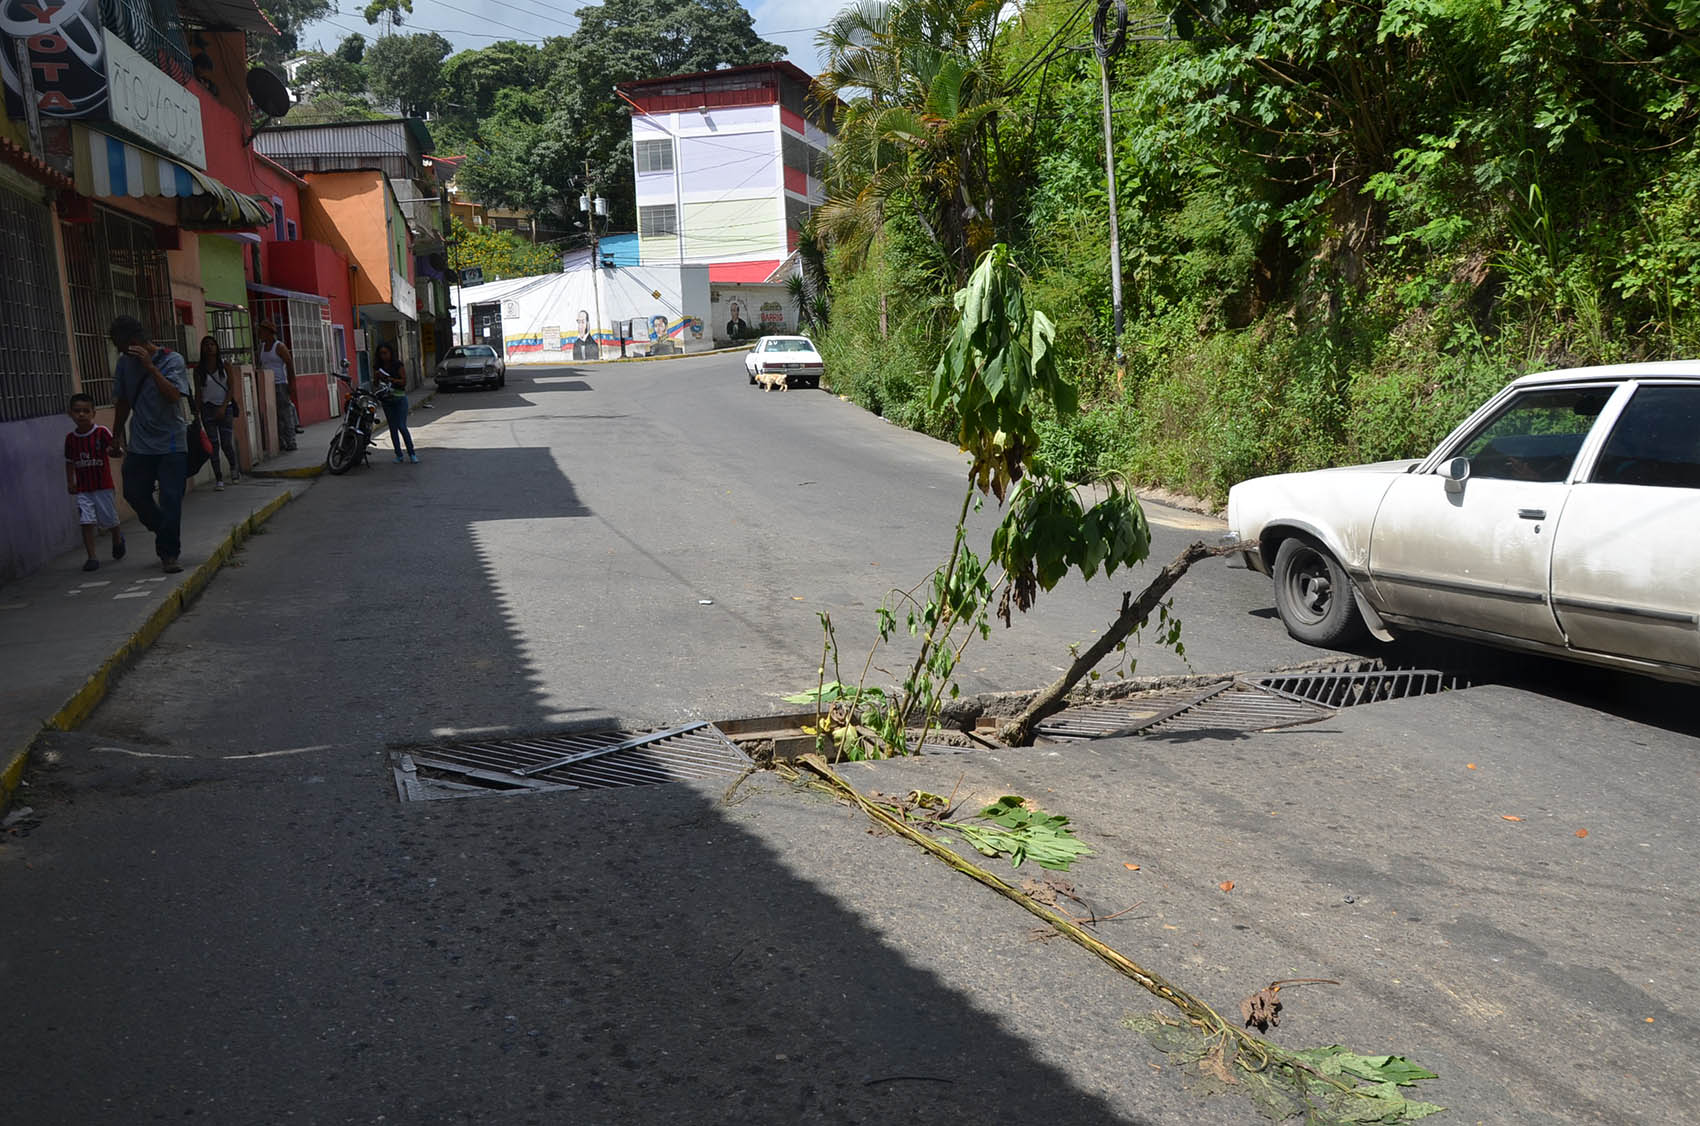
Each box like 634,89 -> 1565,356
4,354 -> 1696,1124
77,354 -> 1325,756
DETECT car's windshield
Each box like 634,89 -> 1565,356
448,346 -> 496,358
764,339 -> 815,353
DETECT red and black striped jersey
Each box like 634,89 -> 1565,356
65,425 -> 115,493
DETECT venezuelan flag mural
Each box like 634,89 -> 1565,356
462,260 -> 714,365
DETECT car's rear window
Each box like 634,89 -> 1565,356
765,339 -> 815,352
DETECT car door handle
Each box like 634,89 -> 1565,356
1518,508 -> 1546,520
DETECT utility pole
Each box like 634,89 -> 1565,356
580,163 -> 608,354
1093,1 -> 1127,348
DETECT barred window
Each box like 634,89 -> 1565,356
206,304 -> 252,361
635,138 -> 674,173
62,206 -> 174,407
249,295 -> 330,376
0,184 -> 74,422
639,204 -> 677,238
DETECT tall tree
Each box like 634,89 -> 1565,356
366,32 -> 452,118
254,0 -> 333,64
441,41 -> 544,124
814,0 -> 1013,284
293,34 -> 370,98
458,0 -> 783,227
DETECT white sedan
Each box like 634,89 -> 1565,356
745,335 -> 824,390
1226,363 -> 1700,684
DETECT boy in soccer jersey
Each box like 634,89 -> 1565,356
65,393 -> 126,572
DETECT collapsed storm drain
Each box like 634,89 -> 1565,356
1034,662 -> 1471,743
392,721 -> 753,801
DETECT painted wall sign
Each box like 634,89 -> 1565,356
0,0 -> 109,120
102,28 -> 203,168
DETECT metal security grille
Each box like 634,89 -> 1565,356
393,722 -> 754,801
206,303 -> 253,360
248,296 -> 329,377
62,207 -> 175,406
0,185 -> 74,422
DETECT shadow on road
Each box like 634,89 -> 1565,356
1,747 -> 1158,1124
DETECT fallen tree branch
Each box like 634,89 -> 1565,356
997,540 -> 1237,746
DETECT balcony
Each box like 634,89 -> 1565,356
102,0 -> 195,88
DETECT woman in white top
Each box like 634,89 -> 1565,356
256,320 -> 298,452
194,335 -> 240,488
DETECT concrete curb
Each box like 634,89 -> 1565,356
247,464 -> 323,480
0,489 -> 297,814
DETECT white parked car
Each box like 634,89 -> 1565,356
744,335 -> 824,390
1225,363 -> 1700,684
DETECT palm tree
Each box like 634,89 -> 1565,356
813,0 -> 1011,285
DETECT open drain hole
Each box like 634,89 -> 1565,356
392,722 -> 753,802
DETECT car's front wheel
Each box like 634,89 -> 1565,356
1272,536 -> 1366,647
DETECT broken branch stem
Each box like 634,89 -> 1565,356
997,541 -> 1232,746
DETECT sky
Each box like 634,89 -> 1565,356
298,0 -> 831,75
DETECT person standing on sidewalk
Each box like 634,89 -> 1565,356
257,320 -> 298,452
64,392 -> 126,571
372,342 -> 417,464
109,315 -> 190,574
193,335 -> 240,490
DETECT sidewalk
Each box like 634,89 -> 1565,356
0,475 -> 308,811
248,383 -> 436,479
0,383 -> 440,811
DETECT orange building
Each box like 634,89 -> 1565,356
255,121 -> 451,386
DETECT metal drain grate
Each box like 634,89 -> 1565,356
393,722 -> 753,801
1035,664 -> 1469,743
1245,668 -> 1469,708
1034,684 -> 1234,742
1143,681 -> 1331,735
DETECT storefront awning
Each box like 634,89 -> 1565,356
72,126 -> 273,230
708,259 -> 785,284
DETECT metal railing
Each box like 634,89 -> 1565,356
101,0 -> 195,89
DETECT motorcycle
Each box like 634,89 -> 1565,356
324,362 -> 395,475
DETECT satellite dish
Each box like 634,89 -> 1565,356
246,68 -> 292,119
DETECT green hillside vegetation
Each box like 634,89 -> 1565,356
811,0 -> 1700,503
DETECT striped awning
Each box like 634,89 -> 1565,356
72,126 -> 273,230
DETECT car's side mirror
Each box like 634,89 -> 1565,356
1442,456 -> 1471,495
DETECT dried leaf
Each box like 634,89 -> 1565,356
1501,815 -> 1523,822
1575,828 -> 1588,838
1198,1042 -> 1238,1086
1124,863 -> 1140,870
1466,763 -> 1477,770
1218,880 -> 1235,892
1241,986 -> 1283,1031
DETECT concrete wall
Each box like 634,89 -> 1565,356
298,172 -> 390,307
0,415 -> 80,583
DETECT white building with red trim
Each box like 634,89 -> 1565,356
616,62 -> 835,345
